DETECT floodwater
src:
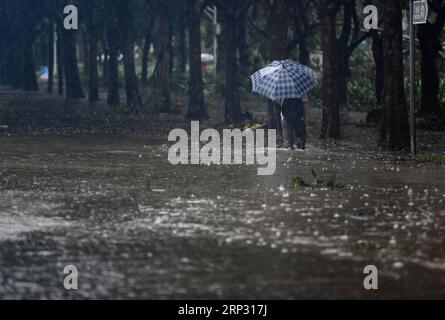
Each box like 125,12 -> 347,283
0,134 -> 444,299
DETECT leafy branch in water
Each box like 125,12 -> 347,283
292,170 -> 348,190
420,154 -> 445,165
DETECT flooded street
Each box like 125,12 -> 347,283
0,135 -> 444,299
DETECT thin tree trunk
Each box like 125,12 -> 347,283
106,4 -> 120,107
177,2 -> 187,74
88,33 -> 99,102
56,23 -> 64,96
116,1 -> 143,110
265,0 -> 290,132
121,38 -> 142,109
23,44 -> 39,92
101,37 -> 110,86
141,27 -> 152,84
237,9 -> 249,79
154,0 -> 172,113
223,8 -> 241,124
81,30 -> 89,77
299,34 -> 310,66
186,0 -> 208,120
371,30 -> 384,107
47,22 -> 55,94
63,29 -> 85,99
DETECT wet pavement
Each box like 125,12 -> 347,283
0,134 -> 444,299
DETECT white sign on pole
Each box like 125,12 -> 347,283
413,0 -> 429,25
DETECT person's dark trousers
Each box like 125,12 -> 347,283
294,119 -> 306,149
282,118 -> 295,148
282,118 -> 306,150
281,98 -> 306,150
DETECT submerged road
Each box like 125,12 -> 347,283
0,136 -> 444,299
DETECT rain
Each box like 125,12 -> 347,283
0,0 -> 444,301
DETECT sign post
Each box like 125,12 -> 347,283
409,1 -> 416,156
409,0 -> 428,155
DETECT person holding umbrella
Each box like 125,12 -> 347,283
280,95 -> 309,150
251,59 -> 317,151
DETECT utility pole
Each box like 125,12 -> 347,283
410,0 -> 429,155
409,0 -> 416,155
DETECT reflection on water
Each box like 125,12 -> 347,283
0,136 -> 444,299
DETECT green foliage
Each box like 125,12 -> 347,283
347,81 -> 376,112
420,154 -> 445,165
292,170 -> 349,190
356,240 -> 398,252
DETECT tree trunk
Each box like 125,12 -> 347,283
222,3 -> 242,124
168,17 -> 175,76
177,2 -> 187,75
299,34 -> 310,66
47,22 -> 55,94
121,38 -> 142,110
88,33 -> 99,102
106,4 -> 120,107
154,0 -> 172,113
141,27 -> 152,84
264,0 -> 290,132
186,0 -> 208,120
23,44 -> 39,92
337,51 -> 349,109
56,23 -> 64,96
62,29 -> 85,99
237,9 -> 249,79
320,3 -> 340,139
379,0 -> 409,150
101,37 -> 110,86
107,48 -> 120,107
371,30 -> 384,107
11,38 -> 24,89
81,30 -> 89,77
116,2 -> 143,111
418,23 -> 442,115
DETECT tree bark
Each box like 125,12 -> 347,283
101,37 -> 110,86
56,22 -> 64,96
379,0 -> 409,150
62,29 -> 85,99
141,27 -> 152,84
418,19 -> 444,115
264,0 -> 291,132
88,33 -> 99,102
221,2 -> 242,124
371,30 -> 384,107
106,4 -> 120,107
81,30 -> 89,77
237,8 -> 249,79
177,1 -> 187,74
154,0 -> 172,113
22,44 -> 39,92
116,1 -> 143,111
186,0 -> 208,120
47,22 -> 55,94
319,2 -> 340,139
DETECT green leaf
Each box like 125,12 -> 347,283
292,176 -> 309,188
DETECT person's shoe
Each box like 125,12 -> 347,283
295,139 -> 306,150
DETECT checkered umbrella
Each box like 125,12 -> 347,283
251,60 -> 317,102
